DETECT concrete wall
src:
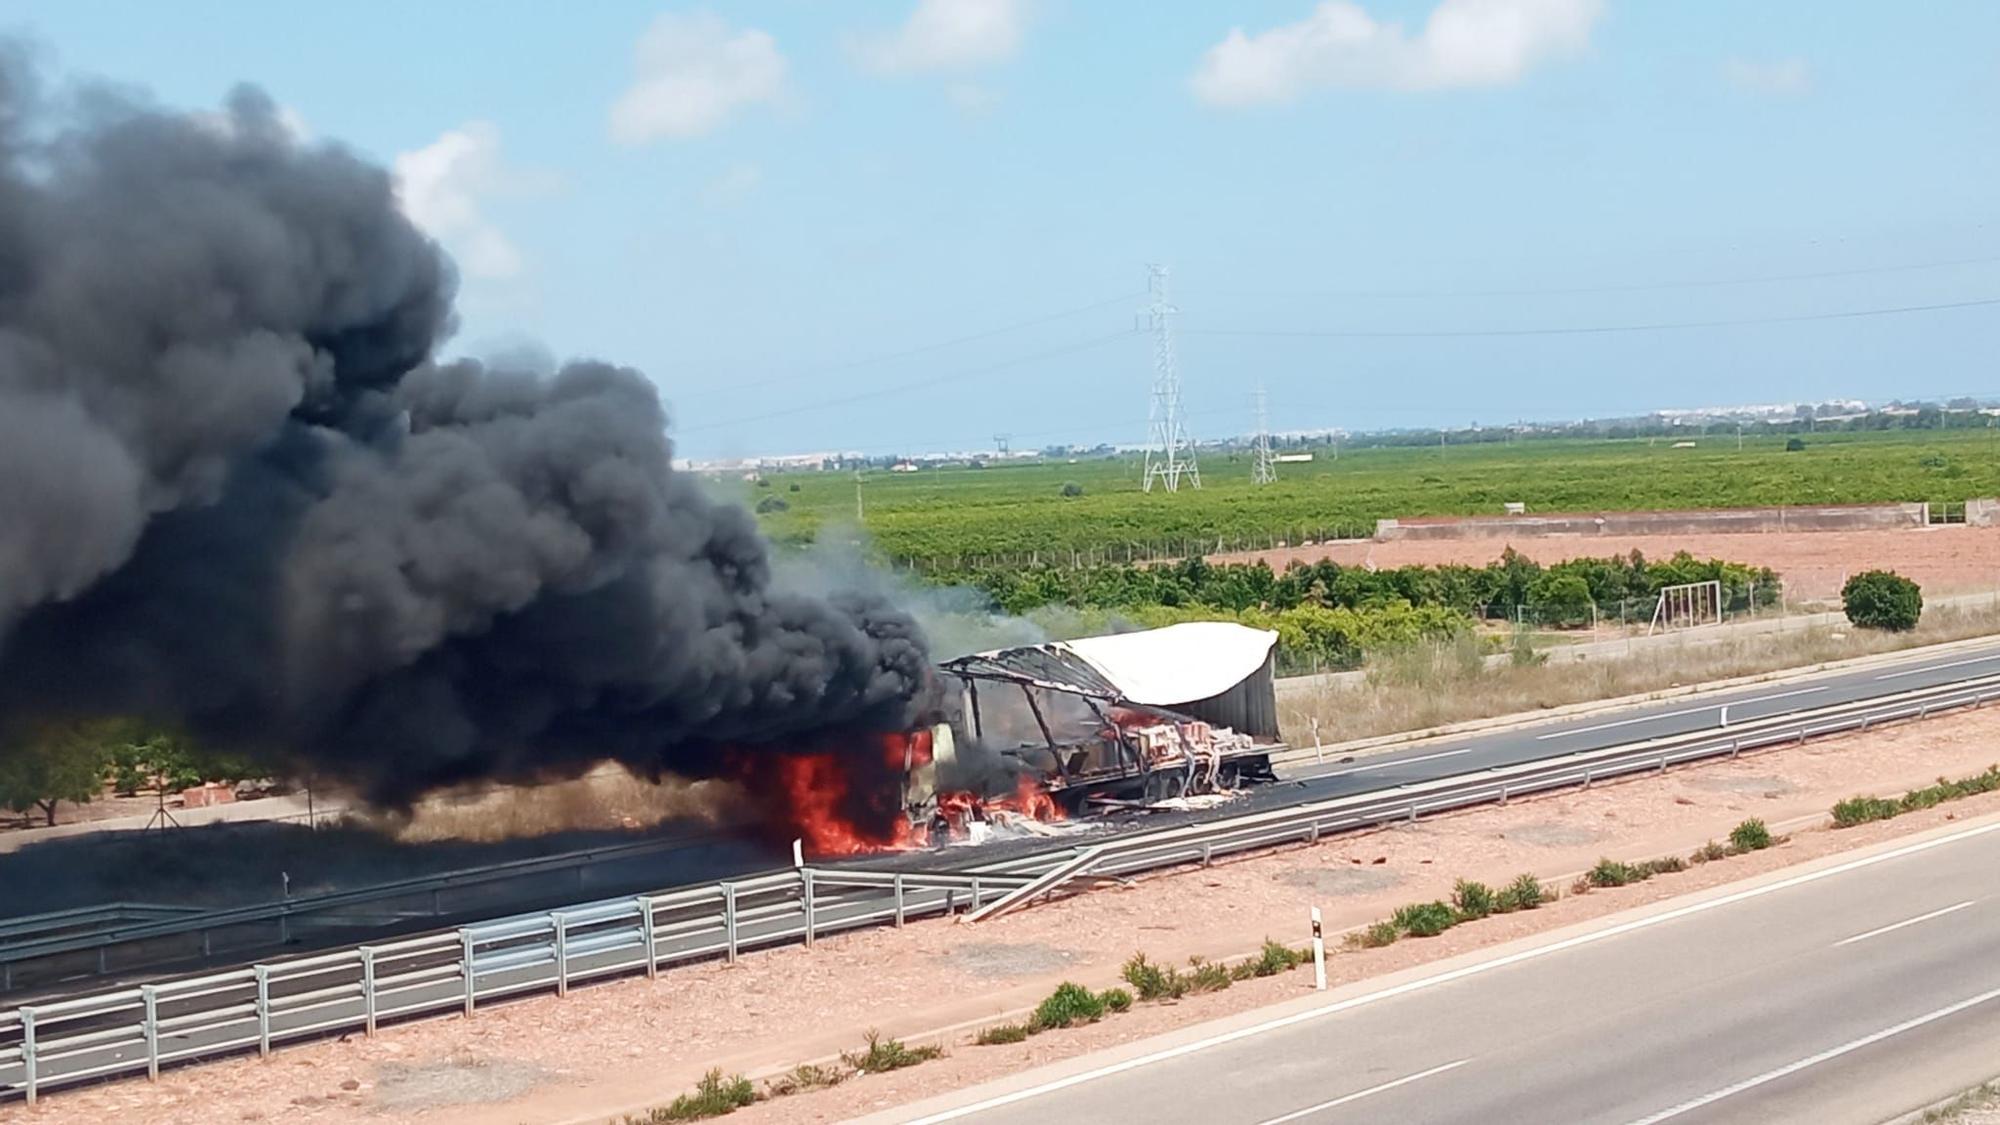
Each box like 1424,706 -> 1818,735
1374,503 -> 1930,542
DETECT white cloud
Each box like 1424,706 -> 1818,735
1725,57 -> 1811,96
851,0 -> 1029,75
394,122 -> 537,282
1191,0 -> 1602,106
702,162 -> 763,207
610,12 -> 787,144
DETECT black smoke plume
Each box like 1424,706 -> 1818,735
0,57 -> 931,804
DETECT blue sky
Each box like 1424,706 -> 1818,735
9,1 -> 2000,459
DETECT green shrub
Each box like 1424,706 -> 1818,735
1451,879 -> 1497,920
1032,982 -> 1107,1030
976,1023 -> 1032,1045
1250,938 -> 1304,977
629,1070 -> 758,1122
1729,818 -> 1772,852
1229,960 -> 1260,982
1495,873 -> 1549,912
1185,957 -> 1234,993
755,495 -> 789,514
1347,920 -> 1401,949
1060,481 -> 1085,498
762,1064 -> 846,1098
1100,987 -> 1133,1013
1586,859 -> 1643,888
1391,900 -> 1458,938
1843,570 -> 1922,631
1689,840 -> 1730,864
842,1031 -> 943,1073
1639,855 -> 1687,877
1121,953 -> 1188,1001
1785,437 -> 1806,452
1832,795 -> 1900,827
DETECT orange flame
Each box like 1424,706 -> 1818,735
769,750 -> 920,857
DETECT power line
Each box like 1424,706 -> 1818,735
1184,295 -> 2000,341
1191,253 -> 2000,300
677,328 -> 1138,433
675,291 -> 1144,402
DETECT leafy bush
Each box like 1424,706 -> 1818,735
1689,840 -> 1731,864
1785,437 -> 1806,452
1032,982 -> 1107,1029
1060,481 -> 1085,498
1586,859 -> 1643,888
1347,920 -> 1401,949
755,495 -> 789,514
1391,901 -> 1458,938
629,1070 -> 757,1122
841,1031 -> 943,1073
1121,953 -> 1187,1001
1100,987 -> 1133,1013
1495,873 -> 1549,912
762,1064 -> 846,1098
1185,957 -> 1234,993
1843,570 -> 1922,632
1451,879 -> 1497,920
1832,795 -> 1900,826
976,1023 -> 1032,1045
787,482 -> 801,492
1250,939 -> 1304,977
1729,818 -> 1772,852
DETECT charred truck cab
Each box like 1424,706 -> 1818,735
901,622 -> 1285,838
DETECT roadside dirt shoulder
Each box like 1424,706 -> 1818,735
22,708 -> 2000,1125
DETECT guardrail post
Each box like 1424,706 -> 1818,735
638,897 -> 658,980
460,929 -> 476,1017
802,868 -> 817,949
20,1006 -> 34,1106
360,947 -> 377,1035
893,875 -> 905,929
554,915 -> 569,998
1408,802 -> 1418,822
255,964 -> 271,1058
1658,755 -> 1667,775
1730,740 -> 1740,759
970,876 -> 982,910
723,884 -> 739,964
142,985 -> 160,1079
1583,769 -> 1593,789
1201,844 -> 1213,868
1499,785 -> 1509,806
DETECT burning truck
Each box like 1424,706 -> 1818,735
899,622 -> 1285,844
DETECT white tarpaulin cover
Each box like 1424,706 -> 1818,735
1055,622 -> 1278,707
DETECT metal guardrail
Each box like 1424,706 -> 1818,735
5,671 -> 1999,1103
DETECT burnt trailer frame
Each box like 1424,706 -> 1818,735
936,636 -> 1283,809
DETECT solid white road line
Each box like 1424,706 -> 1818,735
1318,748 -> 1474,776
1877,653 -> 2000,680
893,818 -> 2000,1125
1622,983 -> 2000,1124
1534,687 -> 1826,740
1833,900 -> 1975,947
1251,1059 -> 1473,1125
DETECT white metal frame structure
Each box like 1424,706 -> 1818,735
1141,264 -> 1199,493
1649,580 -> 1724,635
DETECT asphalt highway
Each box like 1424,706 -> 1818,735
874,815 -> 2000,1125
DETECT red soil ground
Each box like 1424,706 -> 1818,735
1214,525 -> 2000,603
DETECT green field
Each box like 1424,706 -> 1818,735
739,429 -> 2000,567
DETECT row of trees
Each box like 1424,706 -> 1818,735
942,550 -> 1782,622
0,720 -> 258,827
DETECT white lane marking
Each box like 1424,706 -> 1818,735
1534,687 -> 1826,740
1622,983 -> 2000,1124
1318,748 -> 1473,777
894,818 -> 2000,1124
1833,900 -> 1975,947
1877,653 -> 2000,680
1251,1059 -> 1472,1125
